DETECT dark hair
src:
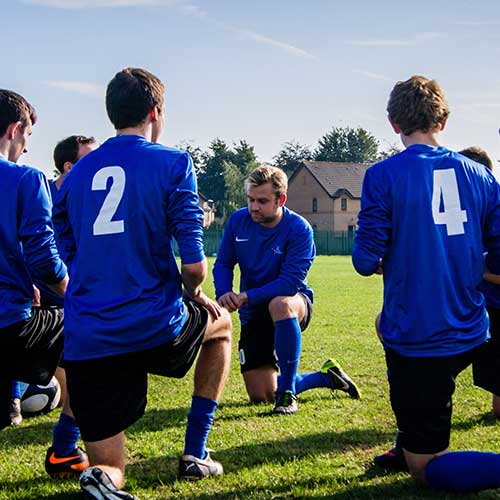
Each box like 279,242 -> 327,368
53,135 -> 95,174
387,75 -> 449,136
106,67 -> 164,130
0,89 -> 37,137
459,146 -> 494,172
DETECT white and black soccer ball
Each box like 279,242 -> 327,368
20,377 -> 61,417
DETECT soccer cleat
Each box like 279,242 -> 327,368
9,397 -> 22,426
80,466 -> 139,499
272,390 -> 298,415
178,450 -> 224,480
321,358 -> 361,399
45,446 -> 89,478
374,447 -> 409,472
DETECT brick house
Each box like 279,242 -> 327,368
287,161 -> 371,232
199,192 -> 216,228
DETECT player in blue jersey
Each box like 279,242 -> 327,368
0,89 -> 89,476
55,68 -> 232,500
353,75 -> 500,492
374,145 -> 500,473
213,165 -> 360,416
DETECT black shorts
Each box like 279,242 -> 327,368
386,340 -> 500,455
64,300 -> 208,442
0,307 -> 64,430
238,293 -> 313,373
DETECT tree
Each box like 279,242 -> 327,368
377,142 -> 402,161
175,140 -> 204,176
197,139 -> 258,220
314,126 -> 379,163
273,141 -> 313,177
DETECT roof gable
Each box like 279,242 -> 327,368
299,161 -> 372,199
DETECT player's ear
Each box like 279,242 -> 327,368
278,192 -> 287,206
63,161 -> 73,174
6,121 -> 21,140
438,118 -> 448,132
150,106 -> 159,122
388,116 -> 401,134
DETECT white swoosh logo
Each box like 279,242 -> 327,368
235,237 -> 249,242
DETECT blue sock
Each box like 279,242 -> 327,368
295,371 -> 331,394
11,381 -> 22,399
184,396 -> 218,459
425,451 -> 500,491
394,429 -> 403,453
275,318 -> 301,394
52,413 -> 80,456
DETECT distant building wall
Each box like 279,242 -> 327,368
332,196 -> 359,232
286,168 -> 335,231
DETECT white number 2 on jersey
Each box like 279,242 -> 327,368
92,166 -> 126,236
432,169 -> 467,236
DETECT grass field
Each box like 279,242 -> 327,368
1,256 -> 500,499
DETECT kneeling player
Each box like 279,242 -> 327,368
213,165 -> 360,416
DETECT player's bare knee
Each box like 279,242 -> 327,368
248,389 -> 274,403
204,308 -> 232,343
268,296 -> 295,321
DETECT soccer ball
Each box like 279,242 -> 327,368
20,377 -> 61,417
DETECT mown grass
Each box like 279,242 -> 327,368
1,256 -> 500,499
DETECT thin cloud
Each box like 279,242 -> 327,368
347,32 -> 442,47
24,0 -> 317,60
42,80 -> 104,98
236,29 -> 318,60
177,5 -> 318,61
453,21 -> 500,26
353,70 -> 392,82
21,0 -> 175,8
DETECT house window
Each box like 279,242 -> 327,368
312,198 -> 318,213
341,198 -> 347,211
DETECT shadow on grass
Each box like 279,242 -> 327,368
0,420 -> 53,448
453,411 -> 500,432
124,427 -> 394,488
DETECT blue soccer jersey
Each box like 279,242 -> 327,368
353,144 -> 500,357
213,206 -> 315,324
0,157 -> 67,328
54,135 -> 205,361
34,180 -> 64,307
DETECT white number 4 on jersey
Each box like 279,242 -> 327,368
432,169 -> 467,236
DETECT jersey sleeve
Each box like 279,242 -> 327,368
352,166 -> 392,276
52,174 -> 76,269
18,170 -> 67,284
246,220 -> 315,305
212,216 -> 236,299
167,153 -> 205,265
484,175 -> 500,274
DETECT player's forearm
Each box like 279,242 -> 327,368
213,263 -> 235,299
246,278 -> 297,305
48,274 -> 68,297
181,260 -> 207,298
352,245 -> 380,276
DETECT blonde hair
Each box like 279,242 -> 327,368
246,165 -> 288,198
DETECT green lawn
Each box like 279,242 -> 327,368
1,256 -> 500,499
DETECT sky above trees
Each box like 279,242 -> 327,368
4,0 -> 500,177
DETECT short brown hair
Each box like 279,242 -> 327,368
459,146 -> 494,172
246,165 -> 288,198
106,68 -> 164,130
0,89 -> 37,137
387,76 -> 449,136
53,135 -> 96,174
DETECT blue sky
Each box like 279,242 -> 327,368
4,0 -> 500,177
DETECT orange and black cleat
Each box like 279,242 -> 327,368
45,446 -> 89,478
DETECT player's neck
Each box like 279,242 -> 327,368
0,139 -> 10,161
116,123 -> 152,141
400,130 -> 441,149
